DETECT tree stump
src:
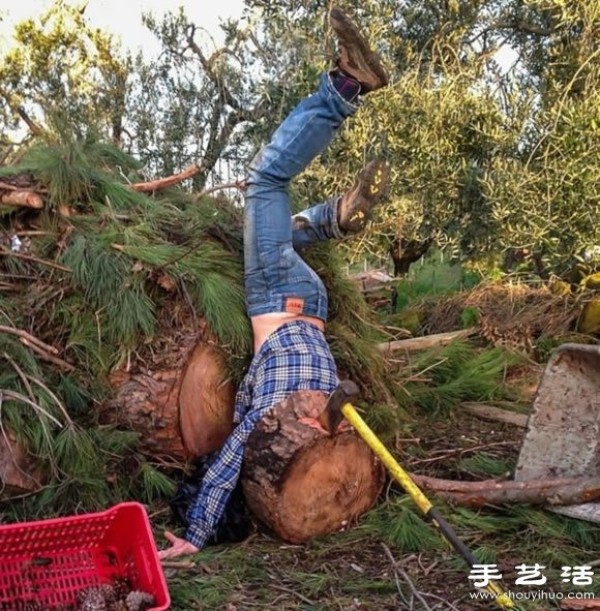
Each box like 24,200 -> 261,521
241,390 -> 384,543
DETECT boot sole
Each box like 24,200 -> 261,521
330,8 -> 389,90
342,159 -> 390,231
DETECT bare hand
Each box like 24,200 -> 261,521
158,530 -> 200,560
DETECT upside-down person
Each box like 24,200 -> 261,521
159,6 -> 390,559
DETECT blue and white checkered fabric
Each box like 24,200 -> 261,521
185,320 -> 339,548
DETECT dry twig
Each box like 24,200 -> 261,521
381,543 -> 433,610
0,249 -> 71,272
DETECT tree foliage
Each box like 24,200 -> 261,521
0,1 -> 129,156
245,0 -> 599,276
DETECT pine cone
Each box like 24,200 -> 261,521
78,587 -> 107,611
112,577 -> 130,600
108,602 -> 127,611
124,591 -> 155,611
97,584 -> 117,604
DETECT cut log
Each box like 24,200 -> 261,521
104,368 -> 187,458
178,342 -> 235,457
102,331 -> 234,461
242,390 -> 384,543
412,474 -> 600,508
377,328 -> 478,353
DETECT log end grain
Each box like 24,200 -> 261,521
276,433 -> 384,542
178,342 -> 235,458
242,391 -> 384,543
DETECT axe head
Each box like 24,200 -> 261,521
318,380 -> 360,435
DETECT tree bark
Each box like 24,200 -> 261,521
242,390 -> 384,543
389,237 -> 432,277
412,474 -> 600,508
102,330 -> 235,461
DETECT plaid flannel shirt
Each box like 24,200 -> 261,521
185,320 -> 338,548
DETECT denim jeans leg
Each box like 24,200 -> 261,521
244,73 -> 358,320
291,196 -> 345,249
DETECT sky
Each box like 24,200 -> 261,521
0,0 -> 247,54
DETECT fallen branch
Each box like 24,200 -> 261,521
0,181 -> 48,194
381,543 -> 434,610
0,250 -> 71,272
19,339 -> 75,372
0,326 -> 75,371
129,163 -> 202,192
160,560 -> 196,570
199,180 -> 245,197
271,585 -> 315,606
378,328 -> 478,353
0,190 -> 44,209
0,325 -> 60,355
461,402 -> 529,428
412,474 -> 600,508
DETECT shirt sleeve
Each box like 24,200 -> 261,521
184,403 -> 267,548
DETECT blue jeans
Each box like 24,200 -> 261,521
244,73 -> 358,321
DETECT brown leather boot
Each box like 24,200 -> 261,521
329,7 -> 389,93
338,159 -> 390,233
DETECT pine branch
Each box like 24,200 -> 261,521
0,249 -> 72,272
129,163 -> 203,192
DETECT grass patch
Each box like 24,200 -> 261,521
391,253 -> 481,314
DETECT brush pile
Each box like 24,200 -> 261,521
421,281 -> 593,354
0,137 -> 388,519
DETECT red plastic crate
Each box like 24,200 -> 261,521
0,502 -> 170,610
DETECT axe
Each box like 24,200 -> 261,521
321,382 -> 514,610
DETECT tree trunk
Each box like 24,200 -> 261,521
241,390 -> 384,544
389,237 -> 432,277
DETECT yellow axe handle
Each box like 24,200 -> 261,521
341,401 -> 514,610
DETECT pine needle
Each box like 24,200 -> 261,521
139,463 -> 177,503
